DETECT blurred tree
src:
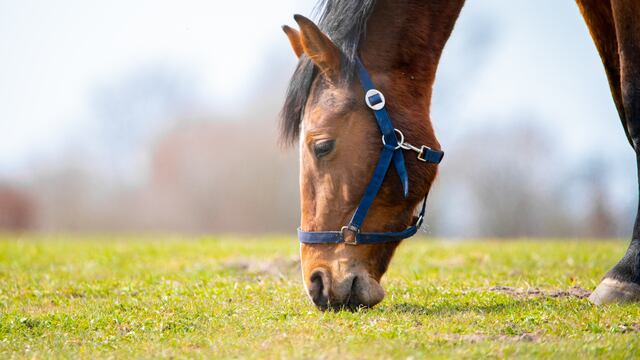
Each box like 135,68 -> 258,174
432,117 -> 575,237
89,65 -> 202,184
578,158 -> 617,238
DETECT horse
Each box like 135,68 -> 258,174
280,0 -> 640,310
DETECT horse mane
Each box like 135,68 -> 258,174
279,0 -> 378,146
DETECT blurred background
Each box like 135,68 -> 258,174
0,0 -> 636,238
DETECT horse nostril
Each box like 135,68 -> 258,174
343,275 -> 385,310
346,276 -> 362,309
308,269 -> 330,310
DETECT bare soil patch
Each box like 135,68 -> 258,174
223,256 -> 300,277
440,332 -> 541,343
487,285 -> 591,299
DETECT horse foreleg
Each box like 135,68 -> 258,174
584,0 -> 640,304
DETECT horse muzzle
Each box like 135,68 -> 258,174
306,267 -> 385,311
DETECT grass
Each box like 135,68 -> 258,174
1,235 -> 639,359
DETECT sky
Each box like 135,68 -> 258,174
0,0 -> 313,175
440,1 -> 635,207
0,0 -> 636,190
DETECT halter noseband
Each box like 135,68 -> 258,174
297,58 -> 443,245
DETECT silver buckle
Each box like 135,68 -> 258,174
416,214 -> 424,228
417,145 -> 432,162
340,225 -> 359,245
365,89 -> 386,110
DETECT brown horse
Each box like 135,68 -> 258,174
280,0 -> 640,310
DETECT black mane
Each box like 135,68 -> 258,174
279,0 -> 377,145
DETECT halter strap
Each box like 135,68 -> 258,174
297,57 -> 443,245
297,197 -> 428,244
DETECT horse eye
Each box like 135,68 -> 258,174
313,140 -> 335,159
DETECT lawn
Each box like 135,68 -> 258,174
1,235 -> 639,359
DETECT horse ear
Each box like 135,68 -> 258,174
282,25 -> 304,58
294,14 -> 341,81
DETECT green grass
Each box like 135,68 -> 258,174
1,235 -> 639,359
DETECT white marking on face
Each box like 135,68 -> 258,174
300,244 -> 311,297
299,120 -> 305,161
298,122 -> 312,300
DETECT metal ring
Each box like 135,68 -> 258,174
365,89 -> 386,110
381,128 -> 405,150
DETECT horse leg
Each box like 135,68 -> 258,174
579,0 -> 640,304
575,0 -> 630,144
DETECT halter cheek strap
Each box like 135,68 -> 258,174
297,57 -> 444,245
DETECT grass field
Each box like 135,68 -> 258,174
1,235 -> 639,359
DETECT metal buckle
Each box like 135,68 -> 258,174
340,225 -> 359,245
365,89 -> 386,110
416,214 -> 424,228
417,145 -> 432,162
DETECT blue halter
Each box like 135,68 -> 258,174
297,57 -> 444,245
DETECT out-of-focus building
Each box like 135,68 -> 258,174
140,119 -> 299,233
0,185 -> 35,231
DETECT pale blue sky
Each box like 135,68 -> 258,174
0,0 -> 635,191
0,0 -> 312,174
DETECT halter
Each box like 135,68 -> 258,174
297,57 -> 444,245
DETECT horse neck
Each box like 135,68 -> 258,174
359,0 -> 465,109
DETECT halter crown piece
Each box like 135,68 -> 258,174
297,57 -> 444,245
